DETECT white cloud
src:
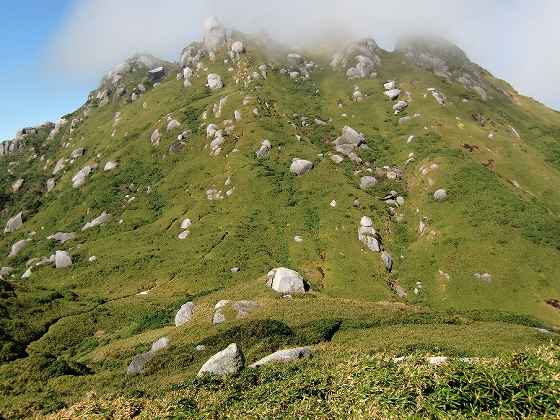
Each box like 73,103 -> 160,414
46,0 -> 560,109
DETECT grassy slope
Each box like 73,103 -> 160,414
0,39 -> 559,417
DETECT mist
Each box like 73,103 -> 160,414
47,0 -> 560,109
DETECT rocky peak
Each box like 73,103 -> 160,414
331,38 -> 381,80
395,35 -> 493,100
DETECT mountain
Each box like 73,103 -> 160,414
1,17 -> 559,418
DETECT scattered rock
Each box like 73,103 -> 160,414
52,158 -> 65,175
433,189 -> 448,202
360,176 -> 377,190
207,73 -> 224,91
4,212 -> 23,233
166,119 -> 181,132
290,159 -> 314,176
473,272 -> 492,283
46,178 -> 56,192
150,129 -> 161,146
71,165 -> 92,188
178,230 -> 190,240
231,41 -> 245,54
55,250 -> 72,268
48,232 -> 76,244
175,302 -> 195,327
330,154 -> 344,164
381,252 -> 393,272
104,161 -> 118,171
8,239 -> 30,258
180,218 -> 192,230
127,337 -> 169,376
267,267 -> 308,294
198,343 -> 245,376
256,140 -> 272,158
250,347 -> 312,368
70,148 -> 85,159
393,101 -> 408,114
82,212 -> 112,231
11,179 -> 24,193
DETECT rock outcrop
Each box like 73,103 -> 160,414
331,39 -> 381,79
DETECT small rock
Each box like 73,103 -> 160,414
8,239 -> 30,258
207,73 -> 224,91
178,230 -> 190,240
167,119 -> 181,132
47,232 -> 76,244
360,176 -> 377,190
150,129 -> 161,146
256,140 -> 272,158
4,212 -> 23,233
104,161 -> 118,171
180,218 -> 192,230
381,252 -> 393,272
82,212 -> 112,231
433,189 -> 448,202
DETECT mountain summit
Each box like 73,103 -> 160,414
1,17 -> 559,418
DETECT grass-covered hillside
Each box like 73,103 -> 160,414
0,19 -> 559,418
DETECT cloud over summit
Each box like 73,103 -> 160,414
47,0 -> 560,109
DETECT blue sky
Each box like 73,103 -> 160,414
1,0 -> 559,141
0,1 -> 97,140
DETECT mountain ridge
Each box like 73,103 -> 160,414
0,16 -> 559,418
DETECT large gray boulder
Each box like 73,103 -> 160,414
55,251 -> 72,268
198,343 -> 245,376
249,347 -> 312,368
267,268 -> 308,294
127,337 -> 169,376
290,159 -> 314,176
8,239 -> 30,258
48,232 -> 76,244
203,17 -> 227,52
4,212 -> 23,233
175,302 -> 195,327
82,211 -> 112,231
